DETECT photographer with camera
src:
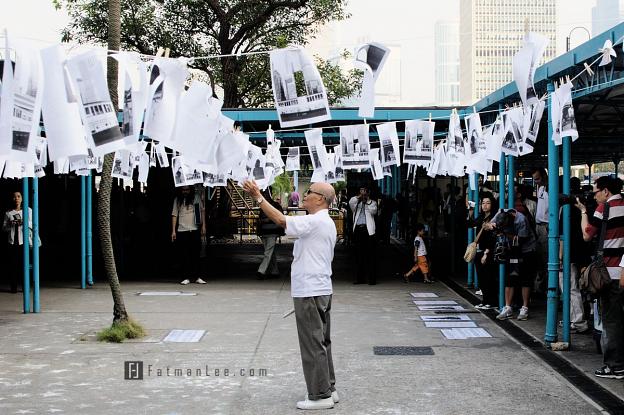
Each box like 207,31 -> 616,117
2,191 -> 37,293
575,176 -> 624,379
349,185 -> 378,285
484,207 -> 537,321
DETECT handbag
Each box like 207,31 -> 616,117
580,202 -> 613,297
464,226 -> 485,263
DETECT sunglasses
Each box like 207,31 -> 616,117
305,189 -> 325,198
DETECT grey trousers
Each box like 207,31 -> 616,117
258,235 -> 279,275
558,264 -> 588,330
293,295 -> 336,400
600,280 -> 624,369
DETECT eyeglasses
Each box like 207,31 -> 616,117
594,189 -> 604,195
305,189 -> 325,198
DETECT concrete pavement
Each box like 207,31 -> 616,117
0,243 -> 606,414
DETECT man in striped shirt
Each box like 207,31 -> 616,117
577,176 -> 624,379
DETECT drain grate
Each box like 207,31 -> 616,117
373,346 -> 434,356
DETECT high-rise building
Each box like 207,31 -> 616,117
459,0 -> 557,105
592,0 -> 624,36
434,20 -> 460,106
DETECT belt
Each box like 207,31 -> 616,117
355,224 -> 367,228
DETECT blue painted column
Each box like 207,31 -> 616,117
507,156 -> 515,209
80,175 -> 86,289
33,177 -> 40,313
22,178 -> 30,314
498,153 -> 507,309
87,173 -> 93,285
545,82 -> 560,344
473,173 -> 480,289
562,136 -> 572,344
467,180 -> 475,287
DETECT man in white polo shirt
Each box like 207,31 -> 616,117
243,179 -> 338,411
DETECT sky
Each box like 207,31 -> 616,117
0,0 -> 604,106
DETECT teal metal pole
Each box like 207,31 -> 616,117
87,173 -> 93,285
33,177 -> 40,313
80,175 -> 86,289
507,156 -> 515,209
562,136 -> 572,343
545,82 -> 560,344
293,170 -> 299,193
473,173 -> 480,289
498,153 -> 506,309
22,178 -> 30,314
467,179 -> 475,287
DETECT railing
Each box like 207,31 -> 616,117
232,207 -> 346,242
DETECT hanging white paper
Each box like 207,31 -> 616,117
269,46 -> 331,128
523,99 -> 545,153
65,50 -> 125,157
143,57 -> 189,146
111,149 -> 133,180
369,148 -> 384,180
514,32 -> 548,108
557,81 -> 579,142
1,37 -> 44,163
340,124 -> 370,169
137,152 -> 150,184
154,142 -> 169,168
286,146 -> 300,171
377,122 -> 400,167
354,42 -> 390,118
305,128 -> 330,174
404,120 -> 434,167
39,45 -> 89,161
500,110 -> 519,156
112,52 -> 149,146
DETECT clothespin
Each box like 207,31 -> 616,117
584,62 -> 595,77
428,113 -> 432,122
155,47 -> 165,58
473,106 -> 477,114
164,48 -> 171,58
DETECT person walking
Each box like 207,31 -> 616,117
243,179 -> 338,410
256,188 -> 284,280
469,193 -> 498,310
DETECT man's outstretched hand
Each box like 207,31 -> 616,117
242,180 -> 261,199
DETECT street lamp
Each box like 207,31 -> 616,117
566,26 -> 591,52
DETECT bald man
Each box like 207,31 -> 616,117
242,180 -> 338,410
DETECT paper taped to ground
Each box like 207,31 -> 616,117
410,292 -> 439,298
418,305 -> 466,311
163,329 -> 205,343
425,321 -> 477,328
420,315 -> 472,321
137,291 -> 197,296
441,328 -> 492,339
413,300 -> 458,305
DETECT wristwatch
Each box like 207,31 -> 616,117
256,196 -> 264,205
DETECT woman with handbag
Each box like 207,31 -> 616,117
256,189 -> 285,280
468,193 -> 498,310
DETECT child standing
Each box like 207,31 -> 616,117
403,223 -> 432,283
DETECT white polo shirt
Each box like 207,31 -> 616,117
536,185 -> 548,224
285,209 -> 336,298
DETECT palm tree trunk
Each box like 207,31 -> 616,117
97,0 -> 128,323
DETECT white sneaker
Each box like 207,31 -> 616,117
180,279 -> 190,285
481,304 -> 494,310
474,303 -> 485,310
496,305 -> 513,320
475,289 -> 483,296
296,397 -> 334,410
517,306 -> 529,320
195,278 -> 207,284
303,391 -> 339,404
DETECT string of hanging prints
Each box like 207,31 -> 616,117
0,29 -> 619,188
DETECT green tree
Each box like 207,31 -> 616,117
55,0 -> 361,108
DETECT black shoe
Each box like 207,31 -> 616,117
594,366 -> 624,379
256,272 -> 266,280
